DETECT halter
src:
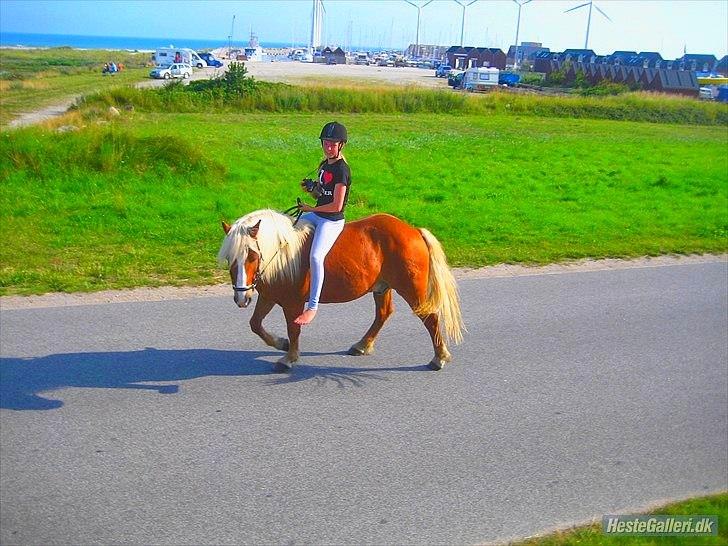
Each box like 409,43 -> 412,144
232,237 -> 286,293
231,199 -> 307,293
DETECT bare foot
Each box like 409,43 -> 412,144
294,308 -> 317,325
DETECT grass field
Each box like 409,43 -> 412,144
1,110 -> 726,295
514,492 -> 727,545
0,47 -> 150,125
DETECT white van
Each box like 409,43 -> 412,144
154,47 -> 207,69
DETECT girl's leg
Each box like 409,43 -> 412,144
295,218 -> 344,325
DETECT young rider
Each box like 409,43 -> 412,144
294,121 -> 351,326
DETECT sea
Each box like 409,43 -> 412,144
0,31 -> 301,52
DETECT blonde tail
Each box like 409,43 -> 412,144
414,229 -> 466,344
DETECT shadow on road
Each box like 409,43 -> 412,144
0,348 -> 428,411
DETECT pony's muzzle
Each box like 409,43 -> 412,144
234,290 -> 254,308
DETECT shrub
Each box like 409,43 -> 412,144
185,61 -> 258,101
579,80 -> 631,96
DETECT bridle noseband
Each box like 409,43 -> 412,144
233,249 -> 261,293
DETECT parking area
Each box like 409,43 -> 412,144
225,60 -> 449,88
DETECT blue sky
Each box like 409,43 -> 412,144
0,0 -> 726,59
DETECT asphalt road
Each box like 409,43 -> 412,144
1,261 -> 726,545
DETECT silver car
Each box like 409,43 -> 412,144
149,63 -> 193,79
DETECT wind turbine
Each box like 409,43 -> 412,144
405,0 -> 434,59
512,0 -> 532,69
565,0 -> 612,50
228,14 -> 236,56
453,0 -> 478,47
309,0 -> 325,57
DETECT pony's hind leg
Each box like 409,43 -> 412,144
397,283 -> 452,371
349,288 -> 394,356
250,296 -> 289,352
420,313 -> 452,371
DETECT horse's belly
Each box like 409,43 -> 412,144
319,257 -> 379,303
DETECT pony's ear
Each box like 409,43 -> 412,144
222,221 -> 231,234
248,219 -> 261,239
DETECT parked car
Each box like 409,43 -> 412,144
435,64 -> 452,78
447,70 -> 464,88
150,63 -> 192,79
199,53 -> 223,68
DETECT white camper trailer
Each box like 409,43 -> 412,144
462,67 -> 500,91
154,47 -> 207,68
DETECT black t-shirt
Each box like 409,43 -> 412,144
315,158 -> 351,221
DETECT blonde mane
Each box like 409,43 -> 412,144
217,209 -> 312,286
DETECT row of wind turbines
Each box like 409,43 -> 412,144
306,0 -> 611,66
402,0 -> 611,68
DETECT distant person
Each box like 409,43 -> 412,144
102,62 -> 109,74
174,52 -> 181,63
294,121 -> 351,326
117,62 -> 124,72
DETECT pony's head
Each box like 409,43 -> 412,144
217,209 -> 311,308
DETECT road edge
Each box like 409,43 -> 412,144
1,253 -> 725,310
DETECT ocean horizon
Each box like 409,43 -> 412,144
0,31 -> 306,52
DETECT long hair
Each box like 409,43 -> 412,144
217,210 -> 312,286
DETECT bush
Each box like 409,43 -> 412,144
579,80 -> 631,96
185,62 -> 258,101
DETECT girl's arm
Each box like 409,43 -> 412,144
300,183 -> 347,213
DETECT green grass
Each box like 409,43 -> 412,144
81,80 -> 728,125
1,112 -> 726,295
0,47 -> 150,125
514,492 -> 727,545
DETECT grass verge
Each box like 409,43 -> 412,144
0,47 -> 150,125
80,79 -> 728,126
1,112 -> 726,295
513,492 -> 727,545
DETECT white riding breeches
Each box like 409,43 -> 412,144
301,212 -> 345,310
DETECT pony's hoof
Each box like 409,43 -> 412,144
348,343 -> 373,356
273,361 -> 292,374
428,358 -> 446,371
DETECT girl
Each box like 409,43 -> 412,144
294,121 -> 351,326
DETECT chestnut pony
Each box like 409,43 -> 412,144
218,209 -> 465,373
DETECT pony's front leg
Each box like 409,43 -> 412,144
249,296 -> 289,352
273,303 -> 304,373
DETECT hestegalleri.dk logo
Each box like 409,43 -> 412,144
602,515 -> 718,536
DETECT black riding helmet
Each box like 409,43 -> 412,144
320,121 -> 347,143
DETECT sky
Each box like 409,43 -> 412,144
0,0 -> 726,59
